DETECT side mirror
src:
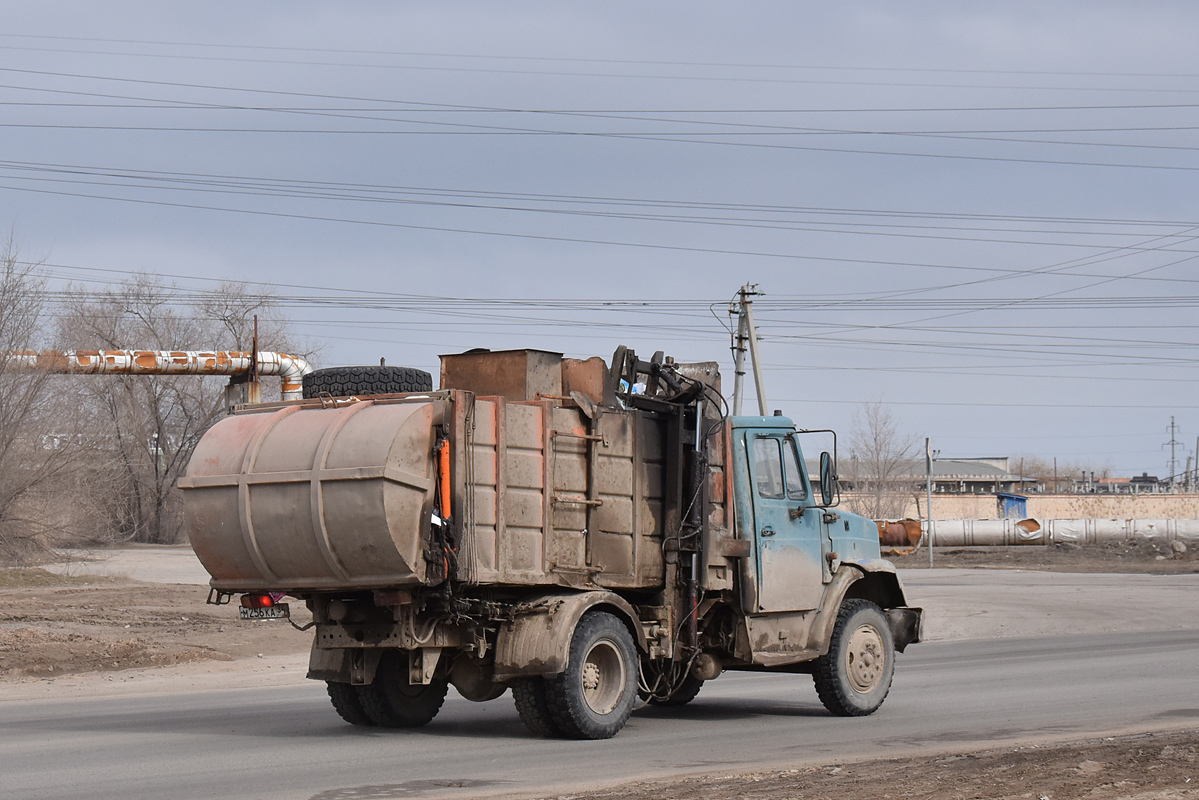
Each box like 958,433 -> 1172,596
819,451 -> 836,507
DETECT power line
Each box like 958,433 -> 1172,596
11,40 -> 1199,93
6,31 -> 1199,83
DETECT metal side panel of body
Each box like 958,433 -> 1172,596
181,397 -> 441,591
461,397 -> 557,584
462,397 -> 555,584
461,396 -> 665,589
553,405 -> 666,589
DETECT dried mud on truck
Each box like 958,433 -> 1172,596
180,347 -> 922,739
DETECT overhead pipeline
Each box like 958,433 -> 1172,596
5,350 -> 312,400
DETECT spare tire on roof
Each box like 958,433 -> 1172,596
302,366 -> 434,399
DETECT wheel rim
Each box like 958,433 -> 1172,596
845,624 -> 885,693
580,638 -> 626,715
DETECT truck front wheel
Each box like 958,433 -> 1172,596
544,611 -> 638,739
356,652 -> 449,727
812,599 -> 895,716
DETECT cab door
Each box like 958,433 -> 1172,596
747,433 -> 826,612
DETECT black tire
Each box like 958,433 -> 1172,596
648,674 -> 704,707
326,681 -> 375,727
356,651 -> 449,728
512,678 -> 561,737
302,365 -> 433,399
543,611 -> 638,739
812,599 -> 895,717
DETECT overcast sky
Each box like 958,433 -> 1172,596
3,2 -> 1198,478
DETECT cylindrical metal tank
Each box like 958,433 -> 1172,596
180,398 -> 439,591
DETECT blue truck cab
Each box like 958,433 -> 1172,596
731,415 -> 887,611
723,414 -> 922,711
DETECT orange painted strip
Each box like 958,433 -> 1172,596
438,439 -> 452,521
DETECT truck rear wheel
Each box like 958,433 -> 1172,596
302,365 -> 433,399
812,599 -> 895,716
326,681 -> 375,726
356,652 -> 449,728
512,678 -> 561,737
544,611 -> 638,739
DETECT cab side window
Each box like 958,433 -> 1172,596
783,438 -> 808,501
752,437 -> 785,499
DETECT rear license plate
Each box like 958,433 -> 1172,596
239,603 -> 290,621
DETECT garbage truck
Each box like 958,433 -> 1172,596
180,346 -> 922,739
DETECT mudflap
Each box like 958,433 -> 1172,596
886,607 -> 923,653
307,642 -> 383,686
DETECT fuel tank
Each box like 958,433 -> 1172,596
179,397 -> 440,591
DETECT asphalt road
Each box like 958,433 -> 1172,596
4,629 -> 1199,800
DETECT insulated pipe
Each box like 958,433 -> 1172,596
925,518 -> 1046,547
5,350 -> 312,400
917,518 -> 1199,547
1045,517 -> 1199,545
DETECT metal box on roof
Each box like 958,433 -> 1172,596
439,349 -> 563,402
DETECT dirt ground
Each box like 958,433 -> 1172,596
545,729 -> 1199,800
891,539 -> 1199,574
0,568 -> 310,680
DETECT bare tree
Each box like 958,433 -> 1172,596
0,240 -> 88,562
60,277 -> 299,545
842,402 -> 917,520
198,281 -> 306,400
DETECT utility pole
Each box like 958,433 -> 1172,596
1163,416 -> 1182,491
729,284 -> 767,416
925,438 -> 934,569
731,309 -> 748,416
